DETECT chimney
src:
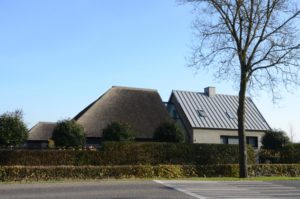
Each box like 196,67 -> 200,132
204,87 -> 216,97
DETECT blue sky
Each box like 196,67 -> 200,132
1,0 -> 299,142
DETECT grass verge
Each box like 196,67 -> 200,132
1,176 -> 300,184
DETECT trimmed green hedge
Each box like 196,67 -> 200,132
101,142 -> 255,165
0,142 -> 255,166
249,164 -> 300,177
1,164 -> 300,181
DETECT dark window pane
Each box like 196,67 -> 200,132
220,136 -> 227,144
246,137 -> 258,148
228,137 -> 239,145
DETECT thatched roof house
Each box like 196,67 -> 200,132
74,86 -> 171,142
26,122 -> 56,148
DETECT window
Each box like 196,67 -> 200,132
197,109 -> 207,117
172,110 -> 179,119
228,137 -> 239,145
246,137 -> 258,148
226,111 -> 236,119
221,136 -> 238,145
167,103 -> 179,119
220,136 -> 227,144
220,136 -> 258,148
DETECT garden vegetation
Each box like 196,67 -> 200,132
0,110 -> 27,147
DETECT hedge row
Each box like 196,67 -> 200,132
281,144 -> 300,163
1,164 -> 300,181
259,144 -> 300,164
0,142 -> 255,166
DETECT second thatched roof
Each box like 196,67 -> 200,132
27,122 -> 56,141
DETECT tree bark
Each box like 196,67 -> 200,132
238,69 -> 248,178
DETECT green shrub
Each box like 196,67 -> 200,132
262,129 -> 290,150
52,120 -> 85,148
0,142 -> 255,166
259,149 -> 281,164
102,122 -> 135,141
280,143 -> 300,163
0,110 -> 27,147
153,122 -> 184,143
1,164 -> 299,181
259,144 -> 300,164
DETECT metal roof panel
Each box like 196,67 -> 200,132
172,90 -> 270,131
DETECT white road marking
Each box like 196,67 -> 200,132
154,180 -> 207,199
154,180 -> 300,199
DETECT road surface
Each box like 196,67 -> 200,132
1,180 -> 300,199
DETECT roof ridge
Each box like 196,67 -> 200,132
112,86 -> 158,92
172,90 -> 239,97
37,121 -> 56,124
173,90 -> 252,98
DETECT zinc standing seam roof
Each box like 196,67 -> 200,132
173,90 -> 270,131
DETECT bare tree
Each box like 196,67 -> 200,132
183,0 -> 300,177
289,123 -> 294,143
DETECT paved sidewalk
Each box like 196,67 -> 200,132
155,180 -> 300,199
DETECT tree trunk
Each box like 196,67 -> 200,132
238,70 -> 248,178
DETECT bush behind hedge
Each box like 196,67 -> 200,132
259,149 -> 281,163
1,164 -> 300,181
280,143 -> 300,163
0,142 -> 255,166
259,144 -> 300,164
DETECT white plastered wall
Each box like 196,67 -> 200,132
193,129 -> 265,149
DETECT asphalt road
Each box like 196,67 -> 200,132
0,180 -> 195,199
156,180 -> 300,199
1,180 -> 300,199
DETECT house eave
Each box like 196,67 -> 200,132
191,127 -> 269,132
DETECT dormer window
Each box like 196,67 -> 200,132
226,111 -> 236,119
197,109 -> 207,117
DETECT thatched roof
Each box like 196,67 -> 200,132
27,122 -> 56,141
74,86 -> 171,138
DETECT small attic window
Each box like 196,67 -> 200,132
197,109 -> 207,117
226,111 -> 236,119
